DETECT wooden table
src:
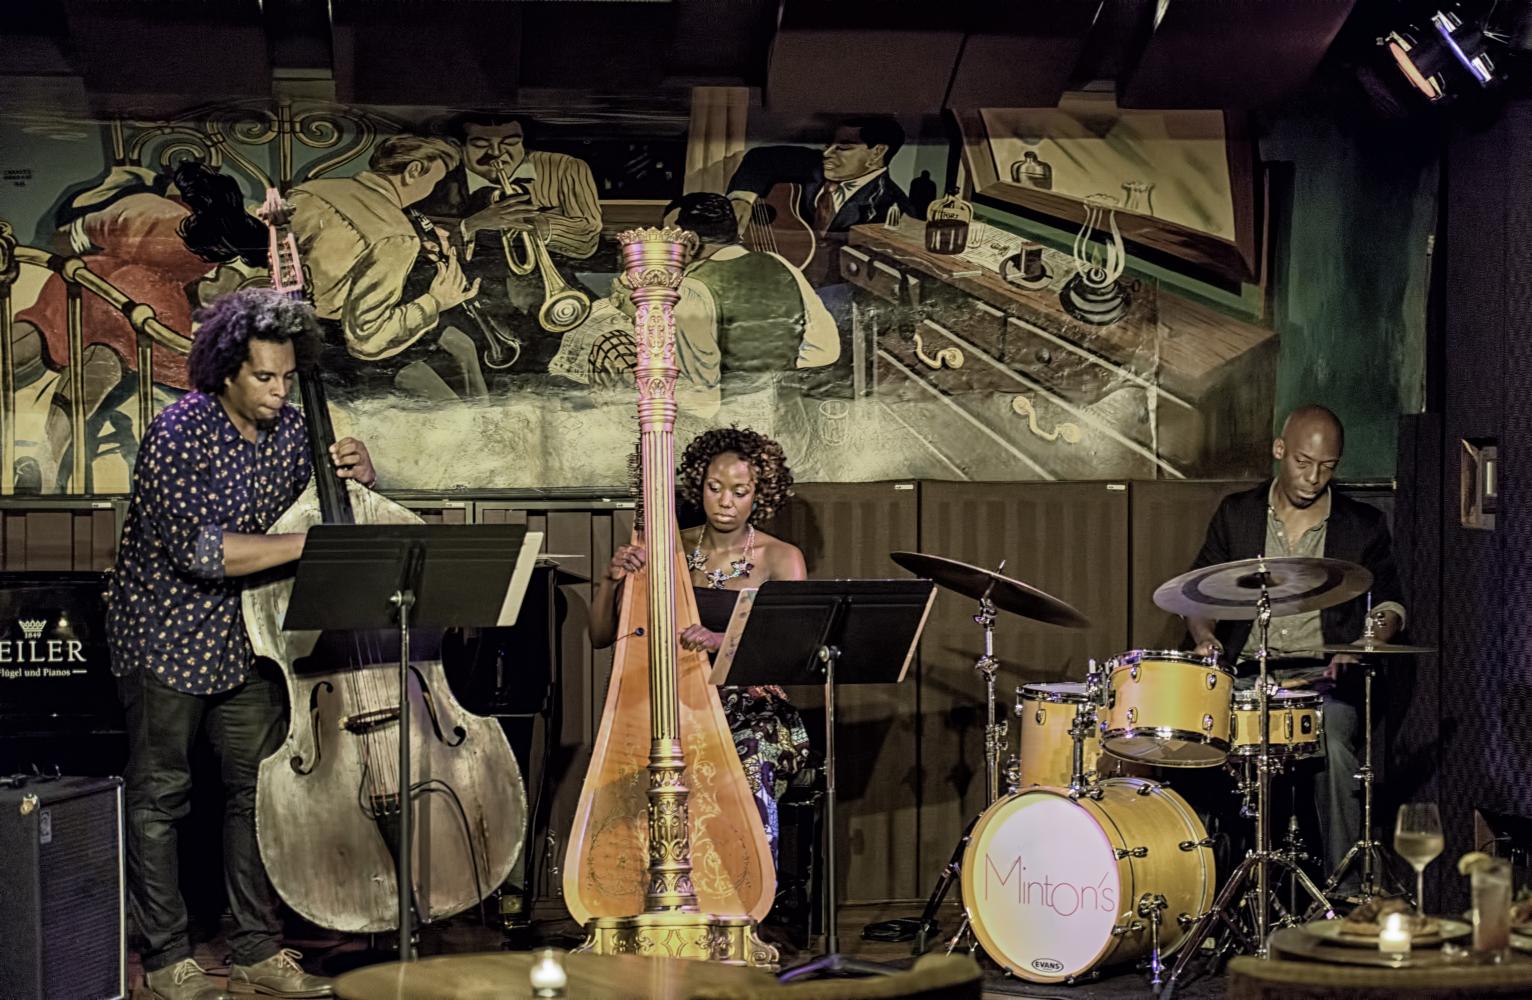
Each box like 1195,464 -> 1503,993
335,951 -> 779,1000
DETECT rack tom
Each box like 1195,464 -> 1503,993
1102,650 -> 1233,767
1015,682 -> 1104,788
1229,688 -> 1323,758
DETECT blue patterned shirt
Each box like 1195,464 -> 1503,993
107,391 -> 311,695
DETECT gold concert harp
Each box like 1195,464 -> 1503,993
561,228 -> 777,964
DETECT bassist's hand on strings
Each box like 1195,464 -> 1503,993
329,437 -> 377,488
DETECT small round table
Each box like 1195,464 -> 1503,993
335,951 -> 779,1000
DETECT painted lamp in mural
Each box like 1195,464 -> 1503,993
1060,193 -> 1131,326
925,191 -> 973,255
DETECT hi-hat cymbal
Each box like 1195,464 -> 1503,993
1154,556 -> 1372,621
1306,640 -> 1437,656
890,551 -> 1090,628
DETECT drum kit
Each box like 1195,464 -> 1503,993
890,549 -> 1435,994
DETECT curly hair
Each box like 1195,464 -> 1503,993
186,288 -> 317,395
679,427 -> 795,525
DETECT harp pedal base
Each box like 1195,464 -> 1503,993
577,912 -> 779,968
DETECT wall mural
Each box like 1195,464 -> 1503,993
0,91 -> 1280,496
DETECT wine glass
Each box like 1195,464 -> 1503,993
1395,803 -> 1444,917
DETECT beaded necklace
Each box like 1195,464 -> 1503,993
687,524 -> 756,589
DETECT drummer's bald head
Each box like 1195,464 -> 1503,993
1279,405 -> 1344,453
1273,405 -> 1343,509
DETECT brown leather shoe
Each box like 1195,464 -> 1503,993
227,949 -> 333,998
143,958 -> 230,1000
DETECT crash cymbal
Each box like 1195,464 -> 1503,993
1154,556 -> 1372,621
1306,640 -> 1437,656
890,551 -> 1090,628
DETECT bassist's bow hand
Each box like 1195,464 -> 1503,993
330,437 -> 377,488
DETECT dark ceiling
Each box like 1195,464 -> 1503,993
3,0 -> 1383,116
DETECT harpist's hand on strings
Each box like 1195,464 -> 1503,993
606,543 -> 647,583
680,624 -> 723,654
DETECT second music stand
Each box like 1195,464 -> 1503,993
711,579 -> 935,958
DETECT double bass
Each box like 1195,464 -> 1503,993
243,190 -> 526,932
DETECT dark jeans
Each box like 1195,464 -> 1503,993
119,663 -> 287,972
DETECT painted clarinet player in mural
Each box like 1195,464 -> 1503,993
9,88 -> 1435,499
287,135 -> 486,403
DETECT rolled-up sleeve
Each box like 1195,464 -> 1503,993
137,424 -> 226,580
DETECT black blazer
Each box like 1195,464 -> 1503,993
1188,482 -> 1405,661
727,145 -> 914,233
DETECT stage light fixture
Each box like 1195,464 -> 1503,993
1385,4 -> 1498,102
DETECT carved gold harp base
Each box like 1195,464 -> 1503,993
577,912 -> 779,967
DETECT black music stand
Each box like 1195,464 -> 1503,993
711,579 -> 936,960
283,523 -> 535,960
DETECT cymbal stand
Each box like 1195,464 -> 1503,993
1162,562 -> 1334,996
911,582 -> 1004,955
1316,608 -> 1408,908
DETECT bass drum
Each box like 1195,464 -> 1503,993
960,779 -> 1214,983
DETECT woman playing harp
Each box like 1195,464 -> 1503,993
590,426 -> 813,865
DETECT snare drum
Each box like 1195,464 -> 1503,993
1102,650 -> 1234,767
1015,683 -> 1103,788
960,778 -> 1215,983
1229,688 -> 1323,757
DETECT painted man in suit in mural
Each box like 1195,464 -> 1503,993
418,114 -> 602,379
725,115 -> 913,288
724,116 -> 913,397
287,135 -> 485,402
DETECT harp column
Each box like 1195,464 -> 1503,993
627,226 -> 699,914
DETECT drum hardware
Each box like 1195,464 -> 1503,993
1160,556 -> 1369,995
1303,606 -> 1433,910
882,551 -> 1088,958
1139,893 -> 1169,992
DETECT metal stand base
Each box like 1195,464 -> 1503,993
1314,662 -> 1411,910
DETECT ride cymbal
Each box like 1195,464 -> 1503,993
890,551 -> 1089,628
1154,556 -> 1372,621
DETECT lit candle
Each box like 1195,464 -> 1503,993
529,948 -> 568,997
1378,911 -> 1412,955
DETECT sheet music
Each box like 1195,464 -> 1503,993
709,585 -> 758,685
495,530 -> 546,627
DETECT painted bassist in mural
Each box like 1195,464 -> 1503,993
105,289 -> 374,1000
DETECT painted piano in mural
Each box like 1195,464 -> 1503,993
841,219 -> 1278,482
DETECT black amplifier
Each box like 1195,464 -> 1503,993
0,774 -> 125,1000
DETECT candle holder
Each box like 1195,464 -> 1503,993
1060,193 -> 1131,326
529,948 -> 568,998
